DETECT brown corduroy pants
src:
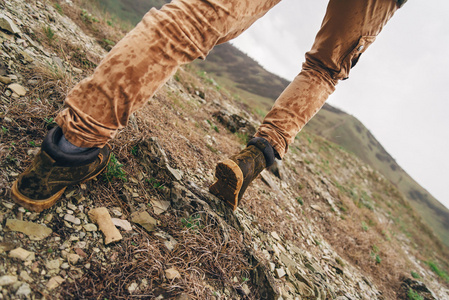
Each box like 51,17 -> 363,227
55,0 -> 399,158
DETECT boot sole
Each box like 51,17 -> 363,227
209,159 -> 243,211
11,151 -> 111,213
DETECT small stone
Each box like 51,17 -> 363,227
166,164 -> 183,181
7,83 -> 26,96
19,271 -> 33,283
64,214 -> 81,225
271,231 -> 281,241
151,199 -> 171,215
0,275 -> 17,286
67,203 -> 77,211
310,205 -> 322,212
16,283 -> 31,297
27,79 -> 39,85
56,207 -> 63,214
165,268 -> 180,280
72,67 -> 83,74
0,76 -> 11,85
128,282 -> 138,294
111,218 -> 132,231
59,241 -> 71,250
46,259 -> 61,270
83,223 -> 97,232
46,276 -> 64,290
6,219 -> 52,240
69,235 -> 79,241
242,284 -> 251,295
176,293 -> 191,300
0,14 -> 21,34
75,241 -> 87,249
74,248 -> 87,258
44,214 -> 54,223
88,207 -> 123,245
111,207 -> 123,217
68,253 -> 81,264
60,263 -> 70,270
9,247 -> 35,261
2,202 -> 14,209
131,211 -> 159,232
276,268 -> 286,278
65,190 -> 76,199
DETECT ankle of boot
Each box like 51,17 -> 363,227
42,127 -> 101,167
247,137 -> 275,167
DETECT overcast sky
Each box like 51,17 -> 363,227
230,0 -> 449,209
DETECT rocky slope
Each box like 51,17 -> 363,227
0,0 -> 449,299
97,0 -> 449,251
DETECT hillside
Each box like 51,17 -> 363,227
306,106 -> 449,247
194,43 -> 290,111
1,0 -> 449,299
192,38 -> 449,250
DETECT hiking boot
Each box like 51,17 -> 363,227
11,127 -> 111,212
210,137 -> 275,210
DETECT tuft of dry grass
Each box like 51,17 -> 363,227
60,212 -> 256,299
25,62 -> 75,105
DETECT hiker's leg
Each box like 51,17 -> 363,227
56,0 -> 281,148
210,0 -> 399,209
256,0 -> 399,158
13,0 -> 281,211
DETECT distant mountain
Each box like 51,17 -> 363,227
96,0 -> 449,247
195,43 -> 290,101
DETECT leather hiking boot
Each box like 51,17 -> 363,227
210,137 -> 275,211
11,127 -> 111,212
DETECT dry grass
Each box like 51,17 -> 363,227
61,213 -> 254,299
26,62 -> 75,105
2,60 -> 260,298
